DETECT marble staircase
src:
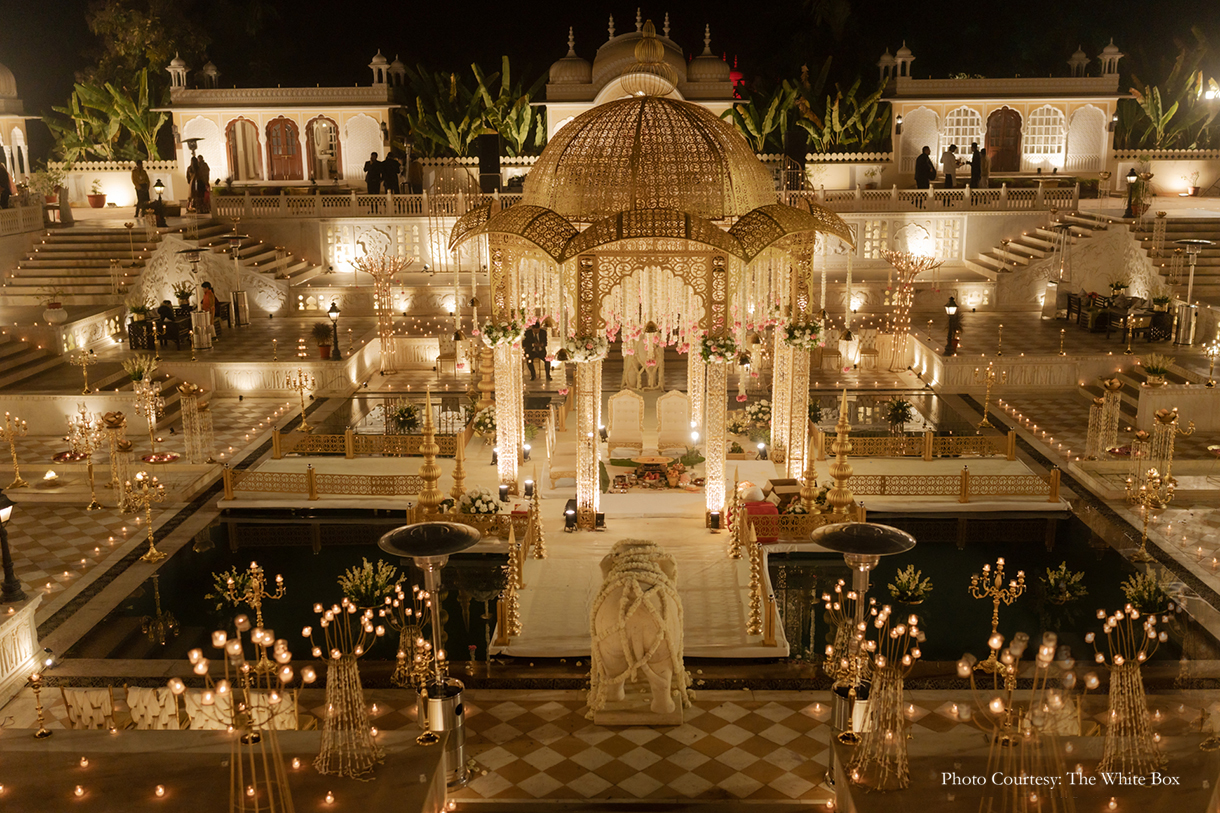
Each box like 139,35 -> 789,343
964,210 -> 1112,279
1136,217 -> 1220,304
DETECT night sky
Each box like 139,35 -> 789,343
2,0 -> 1219,161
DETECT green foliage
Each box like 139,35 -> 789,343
1040,562 -> 1087,604
388,402 -> 420,433
85,0 -> 210,92
888,565 -> 933,603
311,321 -> 333,345
45,69 -> 166,161
471,56 -> 547,157
723,80 -> 801,152
1121,27 -> 1220,150
204,566 -> 250,613
1121,571 -> 1173,614
885,397 -> 913,427
338,558 -> 403,608
808,401 -> 823,424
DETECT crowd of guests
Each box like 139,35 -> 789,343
913,141 -> 991,189
363,151 -> 424,194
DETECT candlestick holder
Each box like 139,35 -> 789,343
66,404 -> 105,511
272,339 -> 278,362
141,573 -> 179,645
1125,466 -> 1175,563
974,362 -> 1007,429
2,412 -> 28,489
69,349 -> 99,395
286,368 -> 316,433
380,583 -> 434,689
1089,605 -> 1169,775
221,561 -> 285,673
124,471 -> 168,562
1058,328 -> 1066,356
134,380 -> 178,463
968,557 -> 1025,675
29,673 -> 52,738
996,323 -> 1003,356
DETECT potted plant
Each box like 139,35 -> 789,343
888,565 -> 933,604
1183,170 -> 1201,197
311,321 -> 333,359
40,287 -> 68,325
808,401 -> 823,426
87,179 -> 107,208
862,166 -> 881,190
885,397 -> 914,434
338,558 -> 403,610
29,166 -> 66,204
121,352 -> 158,382
1141,352 -> 1174,386
472,406 -> 496,439
1121,571 -> 1173,614
1108,279 -> 1129,297
1040,562 -> 1087,605
1151,295 -> 1171,312
126,294 -> 152,322
171,280 -> 194,307
387,402 -> 420,434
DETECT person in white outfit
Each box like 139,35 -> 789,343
940,144 -> 960,188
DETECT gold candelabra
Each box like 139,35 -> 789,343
286,368 -> 316,432
29,672 -> 52,738
1206,339 -> 1220,388
141,573 -> 179,645
134,379 -> 177,463
968,557 -> 1025,675
416,390 -> 443,512
1,412 -> 28,489
974,362 -> 1007,429
379,583 -> 433,689
69,349 -> 99,394
66,404 -> 105,511
221,561 -> 286,673
124,471 -> 168,562
1125,466 -> 1175,563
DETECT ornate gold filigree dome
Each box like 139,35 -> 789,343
520,95 -> 776,223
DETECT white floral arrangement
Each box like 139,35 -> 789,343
472,406 -> 496,437
726,417 -> 751,436
744,399 -> 772,426
459,486 -> 502,515
562,333 -> 610,362
699,334 -> 739,363
480,317 -> 526,348
782,501 -> 810,515
783,320 -> 823,349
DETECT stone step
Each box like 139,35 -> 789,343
0,352 -> 63,390
1,293 -> 125,307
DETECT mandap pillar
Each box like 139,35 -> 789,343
771,335 -> 792,464
705,255 -> 730,519
780,248 -> 816,478
490,240 -> 521,492
687,347 -> 704,432
786,348 -> 810,478
576,360 -> 601,528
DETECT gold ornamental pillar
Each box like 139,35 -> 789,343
771,334 -> 792,464
786,348 -> 810,478
705,256 -> 730,517
827,390 -> 856,518
490,240 -> 520,492
417,390 -> 444,513
576,360 -> 601,528
687,347 -> 704,431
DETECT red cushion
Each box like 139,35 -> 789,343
744,501 -> 779,543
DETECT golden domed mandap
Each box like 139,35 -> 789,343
450,21 -> 855,528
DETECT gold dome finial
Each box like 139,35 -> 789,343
620,20 -> 678,97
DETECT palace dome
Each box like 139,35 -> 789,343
520,94 -> 776,222
549,27 -> 592,85
591,20 -> 686,90
687,25 -> 730,84
0,62 -> 16,98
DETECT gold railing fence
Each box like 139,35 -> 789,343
811,429 -> 1017,461
272,427 -> 468,459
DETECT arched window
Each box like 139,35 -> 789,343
1022,106 -> 1066,171
1066,106 -> 1106,172
899,107 -> 938,174
306,116 -> 342,181
938,106 -> 984,157
266,117 -> 302,181
225,118 -> 263,181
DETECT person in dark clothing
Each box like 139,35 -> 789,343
969,142 -> 983,187
913,146 -> 936,189
408,156 -> 424,194
381,153 -> 401,194
523,324 -> 550,381
157,300 -> 176,322
364,152 -> 382,194
0,162 -> 10,209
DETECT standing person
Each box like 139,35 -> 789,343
200,281 -> 217,340
195,156 -> 211,213
408,155 -> 424,194
381,152 -> 401,194
0,161 -> 11,209
131,159 -> 150,215
978,146 -> 991,189
523,323 -> 550,382
185,157 -> 198,212
940,144 -> 959,188
364,152 -> 382,194
969,143 -> 983,188
914,146 -> 936,189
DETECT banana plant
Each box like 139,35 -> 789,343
104,69 -> 166,160
45,82 -> 121,161
400,65 -> 484,156
1126,26 -> 1219,149
721,80 -> 799,152
471,56 -> 547,156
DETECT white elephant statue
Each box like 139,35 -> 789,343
589,539 -> 691,717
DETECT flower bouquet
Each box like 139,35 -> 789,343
562,333 -> 610,362
699,334 -> 739,363
459,486 -> 502,515
744,399 -> 772,426
472,406 -> 496,437
783,320 -> 823,349
480,316 -> 526,348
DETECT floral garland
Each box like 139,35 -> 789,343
480,317 -> 526,348
743,399 -> 772,426
562,334 -> 610,362
472,406 -> 496,436
699,335 -> 739,363
459,486 -> 502,515
783,319 -> 823,349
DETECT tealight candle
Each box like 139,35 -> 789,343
325,791 -> 335,804
75,786 -> 84,797
155,785 -> 165,797
80,757 -> 88,767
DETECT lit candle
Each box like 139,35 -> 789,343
155,785 -> 165,797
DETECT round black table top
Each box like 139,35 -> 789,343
809,522 -> 917,556
378,521 -> 482,559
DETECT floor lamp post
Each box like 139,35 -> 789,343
944,297 -> 959,357
327,302 -> 343,360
